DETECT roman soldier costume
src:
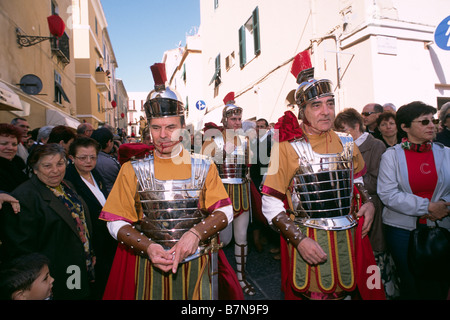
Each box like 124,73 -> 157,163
262,60 -> 385,300
100,63 -> 241,300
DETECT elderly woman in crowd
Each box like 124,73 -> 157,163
0,124 -> 29,193
334,109 -> 400,298
0,143 -> 95,300
377,112 -> 402,148
378,101 -> 450,300
65,137 -> 116,299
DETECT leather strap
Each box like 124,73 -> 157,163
117,224 -> 154,257
272,212 -> 307,248
354,183 -> 373,205
192,211 -> 228,242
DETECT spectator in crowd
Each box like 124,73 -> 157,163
377,112 -> 402,148
361,103 -> 383,140
0,123 -> 29,193
249,118 -> 278,258
383,103 -> 396,113
26,127 -> 40,151
28,125 -> 54,154
334,108 -> 399,299
65,137 -> 116,299
0,143 -> 95,299
435,102 -> 450,147
378,101 -> 450,300
77,123 -> 94,138
138,115 -> 147,138
47,125 -> 77,154
91,127 -> 121,193
10,117 -> 30,163
0,252 -> 54,300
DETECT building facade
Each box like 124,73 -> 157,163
0,0 -> 80,128
0,0 -> 125,132
194,0 -> 450,127
72,0 -> 119,129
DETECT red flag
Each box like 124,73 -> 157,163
47,15 -> 65,37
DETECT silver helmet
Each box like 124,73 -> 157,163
221,92 -> 242,125
295,67 -> 334,109
144,63 -> 184,119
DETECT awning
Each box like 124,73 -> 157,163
0,82 -> 23,111
46,109 -> 80,129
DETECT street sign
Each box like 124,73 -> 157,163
196,100 -> 206,111
434,16 -> 450,51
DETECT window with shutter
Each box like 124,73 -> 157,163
239,6 -> 261,69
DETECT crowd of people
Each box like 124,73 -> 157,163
0,74 -> 449,300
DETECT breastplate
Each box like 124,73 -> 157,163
131,153 -> 211,252
289,133 -> 357,230
213,134 -> 249,184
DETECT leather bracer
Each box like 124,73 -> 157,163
192,211 -> 228,242
354,183 -> 373,205
272,212 -> 307,248
117,224 -> 154,257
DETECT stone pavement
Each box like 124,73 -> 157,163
222,231 -> 285,300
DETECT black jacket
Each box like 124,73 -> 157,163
0,156 -> 28,193
0,175 -> 93,300
64,164 -> 117,299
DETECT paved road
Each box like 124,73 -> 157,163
222,228 -> 284,300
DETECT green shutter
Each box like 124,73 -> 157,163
239,26 -> 246,68
253,6 -> 261,55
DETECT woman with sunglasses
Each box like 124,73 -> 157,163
377,101 -> 450,300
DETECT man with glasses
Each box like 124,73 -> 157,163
361,103 -> 383,140
77,123 -> 95,138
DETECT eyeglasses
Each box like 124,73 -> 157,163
361,111 -> 378,117
75,155 -> 97,162
411,119 -> 440,126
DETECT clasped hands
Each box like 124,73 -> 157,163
146,229 -> 200,273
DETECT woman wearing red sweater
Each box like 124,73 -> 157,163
378,101 -> 450,300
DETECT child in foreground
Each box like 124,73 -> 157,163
0,252 -> 54,300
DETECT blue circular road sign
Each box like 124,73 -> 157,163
196,100 -> 206,111
434,16 -> 450,51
